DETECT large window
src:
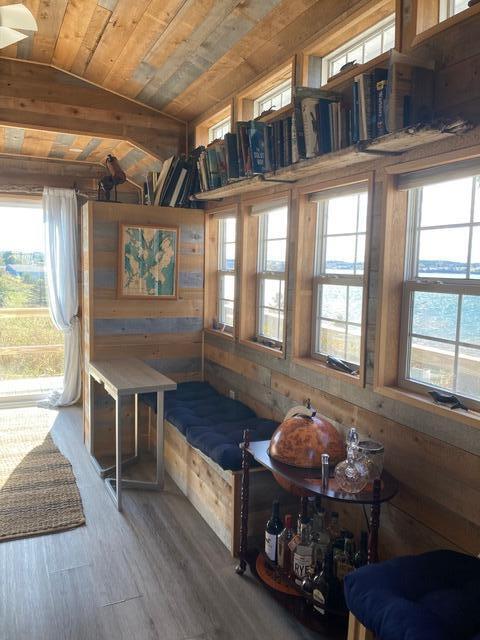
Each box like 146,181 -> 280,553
255,202 -> 288,347
439,0 -> 469,21
399,169 -> 480,408
208,116 -> 231,143
311,186 -> 368,368
253,80 -> 292,117
322,15 -> 395,81
216,217 -> 236,331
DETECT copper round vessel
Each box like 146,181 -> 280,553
269,412 -> 345,495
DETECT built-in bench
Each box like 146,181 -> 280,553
141,381 -> 295,555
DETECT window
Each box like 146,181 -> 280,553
253,80 -> 292,117
208,116 -> 231,143
216,217 -> 236,331
399,168 -> 480,408
322,15 -> 395,81
311,186 -> 368,368
439,0 -> 469,21
255,202 -> 288,347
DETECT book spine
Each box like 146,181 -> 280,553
376,80 -> 388,137
352,81 -> 359,143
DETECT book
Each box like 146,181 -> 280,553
248,121 -> 268,173
293,87 -> 340,159
169,166 -> 187,207
224,133 -> 239,180
301,97 -> 320,158
237,121 -> 251,175
153,156 -> 175,205
376,79 -> 388,136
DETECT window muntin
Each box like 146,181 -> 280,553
256,204 -> 288,346
208,116 -> 231,143
400,174 -> 480,406
253,80 -> 292,117
439,0 -> 469,21
312,190 -> 368,367
217,217 -> 236,330
323,15 -> 395,81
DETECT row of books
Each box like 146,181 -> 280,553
143,150 -> 203,208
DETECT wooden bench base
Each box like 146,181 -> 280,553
164,419 -> 296,555
347,613 -> 375,640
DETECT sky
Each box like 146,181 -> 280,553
0,205 -> 44,254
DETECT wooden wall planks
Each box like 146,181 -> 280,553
81,201 -> 205,453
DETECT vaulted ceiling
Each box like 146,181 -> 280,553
0,0 -> 341,121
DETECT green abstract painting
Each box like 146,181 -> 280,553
118,223 -> 178,299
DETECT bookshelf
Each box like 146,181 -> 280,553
192,119 -> 471,201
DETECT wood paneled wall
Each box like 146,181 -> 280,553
82,201 -> 204,455
203,129 -> 480,560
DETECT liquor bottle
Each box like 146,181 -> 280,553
277,514 -> 294,573
311,507 -> 330,566
327,510 -> 341,544
297,497 -> 311,538
335,537 -> 355,582
301,563 -> 317,599
293,522 -> 313,586
312,550 -> 334,616
265,500 -> 283,564
354,530 -> 368,568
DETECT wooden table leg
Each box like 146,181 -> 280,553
236,429 -> 251,575
115,394 -> 123,511
368,478 -> 381,564
156,390 -> 165,490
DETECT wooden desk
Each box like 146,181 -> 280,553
88,358 -> 176,510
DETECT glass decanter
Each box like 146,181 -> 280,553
334,428 -> 369,494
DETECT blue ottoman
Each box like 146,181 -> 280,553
344,550 -> 480,640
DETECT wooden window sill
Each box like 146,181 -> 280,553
374,384 -> 480,430
292,357 -> 364,387
239,338 -> 285,359
204,327 -> 235,341
412,4 -> 480,48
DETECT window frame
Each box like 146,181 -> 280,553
438,0 -> 469,21
208,116 -> 231,143
397,179 -> 480,411
321,13 -> 395,82
255,204 -> 289,349
253,79 -> 292,118
216,216 -> 236,333
311,188 -> 368,369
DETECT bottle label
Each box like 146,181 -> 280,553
293,551 -> 312,583
265,532 -> 277,562
313,589 -> 326,615
288,534 -> 300,552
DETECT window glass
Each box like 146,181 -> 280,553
253,80 -> 292,117
217,217 -> 236,330
208,116 -> 231,143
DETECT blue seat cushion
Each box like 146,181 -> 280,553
166,397 -> 255,435
186,418 -> 278,470
140,381 -> 219,412
344,550 -> 480,640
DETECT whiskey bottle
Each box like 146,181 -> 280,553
277,514 -> 294,573
327,510 -> 341,543
297,497 -> 311,538
311,507 -> 330,566
335,537 -> 356,582
354,530 -> 368,568
293,522 -> 313,586
312,549 -> 334,616
265,500 -> 283,564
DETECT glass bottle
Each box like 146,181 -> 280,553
312,549 -> 334,616
277,514 -> 294,574
293,522 -> 313,587
354,530 -> 368,568
335,537 -> 356,582
334,428 -> 369,494
297,497 -> 311,538
311,507 -> 330,566
265,500 -> 283,564
327,511 -> 341,544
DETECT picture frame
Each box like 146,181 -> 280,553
117,223 -> 178,299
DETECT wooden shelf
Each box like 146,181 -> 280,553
192,120 -> 472,202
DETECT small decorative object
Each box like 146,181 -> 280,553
358,439 -> 384,480
269,403 -> 344,495
118,223 -> 178,299
321,453 -> 330,491
98,154 -> 126,202
428,390 -> 468,411
334,428 -> 369,494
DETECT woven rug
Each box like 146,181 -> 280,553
0,408 -> 85,542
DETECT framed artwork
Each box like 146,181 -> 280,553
117,223 -> 178,299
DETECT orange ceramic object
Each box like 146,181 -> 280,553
269,414 -> 344,469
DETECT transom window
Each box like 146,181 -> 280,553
322,15 -> 395,81
439,0 -> 469,21
253,80 -> 292,117
399,169 -> 480,407
255,202 -> 288,347
208,116 -> 231,143
216,217 -> 236,331
311,186 -> 368,367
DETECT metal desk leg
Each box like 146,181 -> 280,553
116,395 -> 123,510
368,478 -> 381,564
156,391 -> 164,490
88,373 -> 95,455
134,393 -> 139,458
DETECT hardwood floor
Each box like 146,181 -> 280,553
0,406 -> 331,640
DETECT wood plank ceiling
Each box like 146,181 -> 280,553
0,0 -> 327,122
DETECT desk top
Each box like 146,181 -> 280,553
247,439 -> 398,505
88,358 -> 177,396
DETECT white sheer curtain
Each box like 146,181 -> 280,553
41,187 -> 81,407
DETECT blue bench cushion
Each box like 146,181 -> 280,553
186,418 -> 278,471
141,381 -> 219,412
344,550 -> 480,640
166,397 -> 255,435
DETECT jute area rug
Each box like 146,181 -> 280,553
0,407 -> 85,542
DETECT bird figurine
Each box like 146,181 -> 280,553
428,390 -> 468,411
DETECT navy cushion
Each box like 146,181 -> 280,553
344,550 -> 480,640
140,382 -> 219,412
166,397 -> 255,435
186,418 -> 278,470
